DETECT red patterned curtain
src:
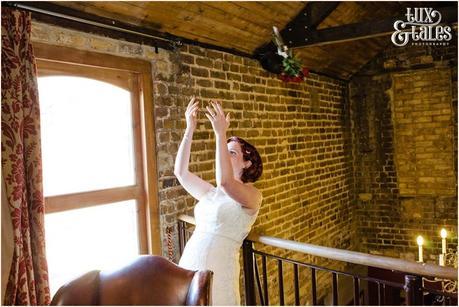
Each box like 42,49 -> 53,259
1,7 -> 50,305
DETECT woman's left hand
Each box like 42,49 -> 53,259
205,101 -> 230,137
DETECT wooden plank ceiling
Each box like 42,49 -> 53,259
51,1 -> 410,80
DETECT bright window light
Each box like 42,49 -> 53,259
38,75 -> 141,297
44,201 -> 139,296
38,76 -> 135,196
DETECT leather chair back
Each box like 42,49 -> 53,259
50,255 -> 213,305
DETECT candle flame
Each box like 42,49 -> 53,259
440,228 -> 447,239
416,235 -> 424,246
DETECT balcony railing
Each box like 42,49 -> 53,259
178,215 -> 458,305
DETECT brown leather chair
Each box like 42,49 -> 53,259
50,255 -> 213,305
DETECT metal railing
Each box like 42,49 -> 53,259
178,215 -> 457,305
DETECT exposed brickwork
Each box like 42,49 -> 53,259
350,41 -> 458,262
392,68 -> 455,196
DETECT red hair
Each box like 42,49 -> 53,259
227,136 -> 263,183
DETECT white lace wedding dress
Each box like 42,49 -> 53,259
179,186 -> 259,306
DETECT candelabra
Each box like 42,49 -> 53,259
416,229 -> 457,305
422,248 -> 458,304
440,247 -> 457,293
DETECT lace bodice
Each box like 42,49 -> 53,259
193,186 -> 258,244
178,186 -> 260,305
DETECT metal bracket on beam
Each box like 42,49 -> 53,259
254,1 -> 339,62
289,5 -> 458,48
281,1 -> 340,48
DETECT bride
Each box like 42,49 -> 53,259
174,97 -> 263,305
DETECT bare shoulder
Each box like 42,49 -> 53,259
221,181 -> 262,210
245,183 -> 263,206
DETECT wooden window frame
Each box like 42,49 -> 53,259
34,42 -> 161,255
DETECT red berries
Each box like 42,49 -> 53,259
278,67 -> 309,83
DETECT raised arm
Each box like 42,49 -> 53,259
205,101 -> 262,210
174,97 -> 213,200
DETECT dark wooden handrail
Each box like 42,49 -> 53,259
178,214 -> 457,280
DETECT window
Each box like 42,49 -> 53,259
34,43 -> 160,295
39,76 -> 136,196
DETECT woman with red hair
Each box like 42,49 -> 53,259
174,97 -> 263,305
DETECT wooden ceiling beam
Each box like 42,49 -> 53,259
254,1 -> 339,57
305,1 -> 342,29
282,1 -> 340,46
289,5 -> 458,48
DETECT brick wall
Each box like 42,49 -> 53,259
392,69 -> 455,196
350,41 -> 458,262
31,21 -> 355,304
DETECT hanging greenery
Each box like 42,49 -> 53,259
282,56 -> 302,76
278,54 -> 309,82
271,26 -> 309,83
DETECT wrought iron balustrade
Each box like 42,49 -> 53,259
178,215 -> 457,305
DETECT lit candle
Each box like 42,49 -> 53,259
417,235 -> 424,262
440,228 -> 447,254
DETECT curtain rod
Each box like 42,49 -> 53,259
8,2 -> 175,45
5,1 -> 254,58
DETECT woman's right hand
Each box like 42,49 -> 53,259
185,96 -> 199,132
